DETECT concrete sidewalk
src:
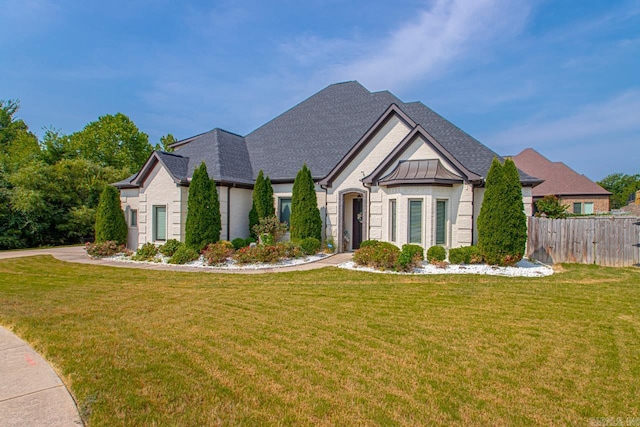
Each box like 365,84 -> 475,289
0,327 -> 83,427
0,246 -> 353,274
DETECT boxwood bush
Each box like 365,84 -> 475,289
231,238 -> 247,250
300,237 -> 321,255
353,241 -> 401,270
426,245 -> 446,264
448,246 -> 484,265
398,244 -> 424,271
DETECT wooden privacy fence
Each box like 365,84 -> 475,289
527,216 -> 640,267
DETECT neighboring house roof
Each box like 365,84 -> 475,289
117,81 -> 540,188
378,159 -> 464,187
510,148 -> 611,197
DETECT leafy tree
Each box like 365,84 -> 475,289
155,133 -> 177,153
0,99 -> 40,173
535,195 -> 569,218
94,185 -> 127,245
185,162 -> 220,250
39,128 -> 73,165
477,157 -> 526,266
597,173 -> 640,209
69,112 -> 152,173
290,164 -> 322,241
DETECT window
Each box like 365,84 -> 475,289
573,202 -> 582,215
408,200 -> 422,244
130,209 -> 138,227
389,199 -> 397,242
153,206 -> 166,241
584,202 -> 594,214
435,200 -> 447,245
279,198 -> 292,226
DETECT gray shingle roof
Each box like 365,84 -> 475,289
172,128 -> 254,185
132,81 -> 539,187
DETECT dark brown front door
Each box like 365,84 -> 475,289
352,198 -> 363,250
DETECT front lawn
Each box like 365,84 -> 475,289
0,256 -> 639,426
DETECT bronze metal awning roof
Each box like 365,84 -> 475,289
378,159 -> 464,187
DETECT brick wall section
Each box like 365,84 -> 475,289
557,195 -> 610,214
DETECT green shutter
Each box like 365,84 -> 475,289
154,206 -> 167,241
436,200 -> 446,245
409,200 -> 422,244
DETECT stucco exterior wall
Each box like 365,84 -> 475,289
227,187 -> 253,240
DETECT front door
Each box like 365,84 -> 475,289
352,198 -> 363,250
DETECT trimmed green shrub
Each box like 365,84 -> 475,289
398,244 -> 424,271
448,247 -> 467,265
185,162 -> 221,250
85,241 -> 127,258
94,186 -> 127,245
132,242 -> 158,261
202,241 -> 234,265
300,237 -> 321,255
244,237 -> 256,247
168,245 -> 199,264
359,240 -> 380,249
426,245 -> 446,263
353,241 -> 400,270
478,158 -> 527,266
290,164 -> 322,241
231,238 -> 247,250
159,239 -> 183,257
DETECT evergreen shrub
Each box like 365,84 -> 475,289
132,242 -> 158,261
300,237 -> 321,255
426,246 -> 446,263
231,238 -> 247,250
159,239 -> 183,257
94,186 -> 127,245
290,164 -> 322,241
168,245 -> 200,264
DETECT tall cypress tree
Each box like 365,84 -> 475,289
290,164 -> 322,241
502,158 -> 527,262
264,176 -> 275,218
253,170 -> 266,218
95,185 -> 127,244
185,162 -> 219,250
477,157 -> 506,265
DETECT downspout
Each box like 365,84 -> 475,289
320,183 -> 328,244
362,180 -> 372,242
226,185 -> 231,241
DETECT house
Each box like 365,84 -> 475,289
115,81 -> 541,252
510,148 -> 611,215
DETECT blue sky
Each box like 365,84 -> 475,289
1,0 -> 638,181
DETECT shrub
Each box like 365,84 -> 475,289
132,242 -> 159,261
231,238 -> 247,250
448,246 -> 484,264
427,246 -> 446,263
359,240 -> 380,249
168,245 -> 200,264
323,237 -> 336,253
159,239 -> 183,257
535,195 -> 568,218
253,216 -> 287,243
280,242 -> 303,259
232,244 -> 286,264
85,241 -> 127,258
244,237 -> 256,247
398,244 -> 424,271
202,241 -> 234,265
94,186 -> 127,245
290,164 -> 322,241
300,237 -> 321,255
353,241 -> 400,270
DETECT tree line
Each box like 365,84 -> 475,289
0,99 -> 174,249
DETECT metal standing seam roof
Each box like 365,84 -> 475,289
378,159 -> 464,187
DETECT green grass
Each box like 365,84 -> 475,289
1,256 -> 639,426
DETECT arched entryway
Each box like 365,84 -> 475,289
338,189 -> 367,252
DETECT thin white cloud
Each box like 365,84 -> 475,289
486,90 -> 640,150
324,0 -> 531,90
